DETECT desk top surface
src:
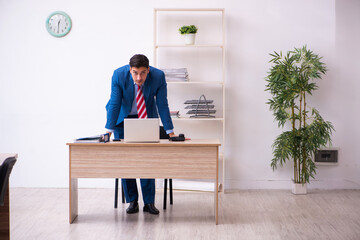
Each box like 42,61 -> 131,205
67,139 -> 221,147
0,153 -> 18,165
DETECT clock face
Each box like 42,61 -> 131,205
46,11 -> 72,37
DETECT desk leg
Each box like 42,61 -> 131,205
69,178 -> 78,223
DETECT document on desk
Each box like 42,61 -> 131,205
75,133 -> 110,143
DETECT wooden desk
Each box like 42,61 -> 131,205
67,139 -> 221,224
0,153 -> 18,240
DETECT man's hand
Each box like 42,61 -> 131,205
106,131 -> 112,138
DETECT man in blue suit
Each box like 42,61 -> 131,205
105,54 -> 175,215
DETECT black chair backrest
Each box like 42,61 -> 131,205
0,157 -> 17,206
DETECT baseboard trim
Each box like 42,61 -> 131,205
225,178 -> 360,190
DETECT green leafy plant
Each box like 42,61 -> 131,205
178,25 -> 198,35
265,46 -> 335,184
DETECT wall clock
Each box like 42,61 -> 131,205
46,11 -> 72,37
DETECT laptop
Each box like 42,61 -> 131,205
124,118 -> 160,143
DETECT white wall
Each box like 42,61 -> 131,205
1,0 -> 359,189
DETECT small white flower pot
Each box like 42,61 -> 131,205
184,33 -> 196,45
292,182 -> 307,195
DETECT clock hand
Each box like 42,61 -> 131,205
57,20 -> 60,33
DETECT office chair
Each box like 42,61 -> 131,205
0,157 -> 17,206
114,126 -> 174,209
163,178 -> 173,209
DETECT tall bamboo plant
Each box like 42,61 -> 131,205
265,46 -> 334,184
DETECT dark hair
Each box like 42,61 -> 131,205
129,54 -> 149,68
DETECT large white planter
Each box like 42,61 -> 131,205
292,182 -> 307,195
184,33 -> 196,45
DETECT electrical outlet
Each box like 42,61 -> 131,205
314,148 -> 339,165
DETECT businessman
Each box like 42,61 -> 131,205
105,54 -> 175,215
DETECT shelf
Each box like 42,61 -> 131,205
171,117 -> 224,121
167,81 -> 223,85
155,8 -> 226,192
155,8 -> 224,12
156,44 -> 223,48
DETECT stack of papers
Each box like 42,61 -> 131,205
161,68 -> 189,82
170,110 -> 180,118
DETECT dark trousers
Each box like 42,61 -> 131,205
122,178 -> 155,204
114,115 -> 169,204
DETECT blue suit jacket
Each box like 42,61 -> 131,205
105,65 -> 173,136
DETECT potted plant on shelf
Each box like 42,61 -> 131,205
265,46 -> 335,194
179,25 -> 198,45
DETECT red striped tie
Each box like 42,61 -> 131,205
136,85 -> 147,119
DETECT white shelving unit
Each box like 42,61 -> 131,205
154,8 -> 226,191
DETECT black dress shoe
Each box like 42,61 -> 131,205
143,203 -> 160,215
126,201 -> 139,214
